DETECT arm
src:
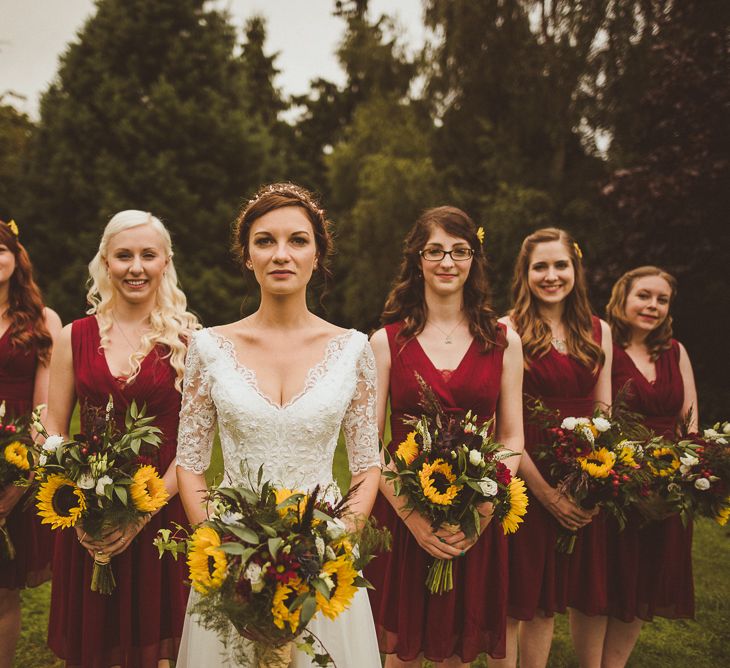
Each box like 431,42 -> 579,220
593,319 -> 613,411
677,342 -> 699,432
495,326 -> 525,476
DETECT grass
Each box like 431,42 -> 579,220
16,426 -> 730,667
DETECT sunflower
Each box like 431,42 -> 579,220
715,498 -> 730,527
4,441 -> 30,471
578,448 -> 616,479
617,444 -> 638,468
271,575 -> 309,633
187,526 -> 228,594
36,475 -> 86,529
501,477 -> 529,534
419,459 -> 461,506
129,465 -> 169,512
395,431 -> 420,465
647,447 -> 681,478
274,488 -> 307,519
315,554 -> 359,620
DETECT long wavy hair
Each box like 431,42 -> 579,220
510,227 -> 604,371
381,206 -> 503,351
86,210 -> 200,392
606,266 -> 677,360
0,220 -> 53,364
232,183 -> 333,296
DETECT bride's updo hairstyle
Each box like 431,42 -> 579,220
232,183 -> 333,291
87,210 -> 200,391
381,206 -> 503,352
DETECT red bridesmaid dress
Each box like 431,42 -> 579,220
366,322 -> 509,662
508,316 -> 605,619
607,341 -> 693,621
47,316 -> 189,667
0,327 -> 53,588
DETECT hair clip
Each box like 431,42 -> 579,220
573,241 -> 583,259
6,219 -> 19,236
476,227 -> 485,245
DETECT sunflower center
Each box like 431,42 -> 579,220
587,457 -> 603,466
431,471 -> 451,493
52,485 -> 80,518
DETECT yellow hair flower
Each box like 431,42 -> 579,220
715,499 -> 730,526
647,447 -> 681,478
271,575 -> 309,632
4,441 -> 30,471
573,241 -> 583,259
476,227 -> 485,245
7,219 -> 19,236
36,475 -> 86,529
130,465 -> 169,512
501,477 -> 529,535
315,554 -> 359,620
578,448 -> 616,479
187,526 -> 227,593
419,459 -> 462,506
395,431 -> 420,465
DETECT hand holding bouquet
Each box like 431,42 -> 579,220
384,375 -> 527,594
0,401 -> 34,559
155,467 -> 390,667
32,398 -> 168,593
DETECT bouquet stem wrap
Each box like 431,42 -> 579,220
426,522 -> 460,594
0,517 -> 15,560
91,551 -> 116,595
556,529 -> 577,554
255,641 -> 293,668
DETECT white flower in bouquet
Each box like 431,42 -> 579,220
561,417 -> 578,430
0,400 -> 5,419
218,510 -> 244,525
717,437 -> 728,445
243,561 -> 265,593
77,473 -> 95,490
680,452 -> 699,467
477,477 -> 498,496
326,517 -> 347,540
315,536 -> 325,560
704,428 -> 719,438
592,417 -> 611,432
464,422 -> 477,434
42,434 -> 64,453
95,475 -> 113,495
694,477 -> 711,491
723,423 -> 730,435
322,573 -> 336,592
469,449 -> 483,466
576,424 -> 595,444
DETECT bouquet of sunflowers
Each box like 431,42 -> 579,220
384,376 -> 527,594
0,401 -> 34,560
154,466 -> 390,667
32,398 -> 168,593
638,421 -> 730,526
534,408 -> 648,553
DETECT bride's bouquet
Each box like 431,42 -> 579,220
0,401 -> 34,560
383,375 -> 527,594
31,398 -> 168,593
154,467 -> 390,667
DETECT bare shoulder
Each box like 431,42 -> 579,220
599,318 -> 612,346
369,327 -> 390,354
498,314 -> 515,330
503,325 -> 522,349
43,307 -> 63,331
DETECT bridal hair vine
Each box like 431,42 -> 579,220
573,241 -> 583,259
4,219 -> 19,236
246,183 -> 325,218
476,226 -> 485,246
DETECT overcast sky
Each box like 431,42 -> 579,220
0,0 -> 426,119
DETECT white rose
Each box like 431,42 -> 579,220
95,475 -> 113,495
723,423 -> 730,435
43,434 -> 64,453
694,477 -> 711,491
77,473 -> 95,490
477,478 -> 498,497
244,562 -> 265,593
469,449 -> 483,466
39,453 -> 48,466
561,417 -> 578,430
704,428 -> 718,438
679,452 -> 699,467
592,417 -> 611,432
679,464 -> 691,475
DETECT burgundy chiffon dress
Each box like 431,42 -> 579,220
47,317 -> 189,667
366,322 -> 509,662
508,316 -> 605,619
607,341 -> 694,621
0,327 -> 53,588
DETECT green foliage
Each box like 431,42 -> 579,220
0,101 -> 34,221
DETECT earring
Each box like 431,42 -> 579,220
246,261 -> 253,270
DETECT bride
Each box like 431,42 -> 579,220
175,183 -> 383,667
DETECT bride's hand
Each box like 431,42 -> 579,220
401,511 -> 463,560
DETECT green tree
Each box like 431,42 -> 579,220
0,99 -> 34,221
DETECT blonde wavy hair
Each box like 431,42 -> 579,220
86,210 -> 200,392
606,266 -> 677,361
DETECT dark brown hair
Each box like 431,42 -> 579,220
381,206 -> 503,351
0,220 -> 53,364
606,265 -> 677,360
510,227 -> 604,370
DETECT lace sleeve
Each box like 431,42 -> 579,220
342,340 -> 381,475
176,334 -> 217,474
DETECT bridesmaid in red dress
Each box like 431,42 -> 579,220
0,218 -> 61,668
602,266 -> 697,668
494,228 -> 612,668
366,206 -> 525,666
44,210 -> 199,667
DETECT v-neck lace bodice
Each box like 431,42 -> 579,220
176,328 -> 381,495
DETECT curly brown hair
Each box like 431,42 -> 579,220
606,266 -> 677,361
0,220 -> 53,364
381,206 -> 503,351
510,227 -> 604,371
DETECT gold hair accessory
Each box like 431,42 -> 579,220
7,219 -> 19,236
246,183 -> 324,217
476,227 -> 485,245
573,241 -> 583,259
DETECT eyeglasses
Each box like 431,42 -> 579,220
419,247 -> 475,262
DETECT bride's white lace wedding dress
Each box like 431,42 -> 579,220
175,328 -> 383,667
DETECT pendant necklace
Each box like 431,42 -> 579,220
112,311 -> 147,353
429,316 -> 465,345
551,336 -> 568,354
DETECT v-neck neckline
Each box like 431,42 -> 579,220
94,316 -> 154,383
413,336 -> 475,382
207,328 -> 355,410
623,346 -> 659,386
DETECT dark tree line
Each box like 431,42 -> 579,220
2,0 -> 728,418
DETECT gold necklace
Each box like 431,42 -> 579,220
428,316 -> 465,345
111,312 -> 148,353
